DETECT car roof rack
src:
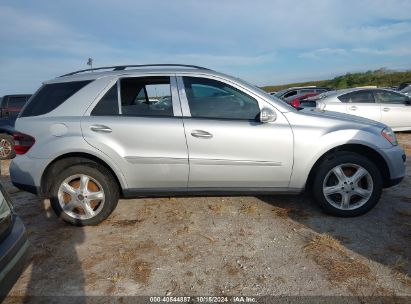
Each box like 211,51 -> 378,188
59,64 -> 212,77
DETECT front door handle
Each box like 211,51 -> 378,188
348,106 -> 357,111
90,124 -> 112,133
191,130 -> 213,139
382,107 -> 390,112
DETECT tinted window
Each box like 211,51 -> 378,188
338,91 -> 375,103
283,90 -> 298,98
8,96 -> 29,109
374,90 -> 409,104
21,81 -> 92,117
91,84 -> 119,116
120,77 -> 173,117
183,77 -> 260,120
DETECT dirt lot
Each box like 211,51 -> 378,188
3,133 -> 411,300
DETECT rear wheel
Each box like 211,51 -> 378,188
50,164 -> 119,226
312,152 -> 383,217
0,134 -> 15,160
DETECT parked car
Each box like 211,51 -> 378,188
273,86 -> 330,100
0,94 -> 31,160
400,85 -> 411,96
285,92 -> 319,108
0,182 -> 29,301
315,88 -> 411,131
10,64 -> 405,226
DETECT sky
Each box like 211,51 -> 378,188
1,0 -> 411,94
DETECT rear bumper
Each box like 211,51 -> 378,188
0,216 -> 29,301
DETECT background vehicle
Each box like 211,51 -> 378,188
285,92 -> 319,108
400,85 -> 411,96
10,65 -> 405,226
0,182 -> 29,301
0,94 -> 31,159
273,86 -> 330,100
315,88 -> 411,131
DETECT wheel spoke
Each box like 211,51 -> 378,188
83,201 -> 95,217
63,200 -> 79,212
351,167 -> 367,184
61,182 -> 77,196
341,193 -> 351,209
353,187 -> 371,198
87,191 -> 104,201
80,175 -> 90,192
324,185 -> 342,196
332,166 -> 347,183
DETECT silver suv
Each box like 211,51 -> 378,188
10,64 -> 406,226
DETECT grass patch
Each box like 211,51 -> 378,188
304,234 -> 373,284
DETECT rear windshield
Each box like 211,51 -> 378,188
8,96 -> 30,109
20,80 -> 92,117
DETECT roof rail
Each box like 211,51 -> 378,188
59,64 -> 212,77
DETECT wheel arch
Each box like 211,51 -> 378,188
305,143 -> 391,191
40,152 -> 125,198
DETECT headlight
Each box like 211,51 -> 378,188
381,127 -> 398,146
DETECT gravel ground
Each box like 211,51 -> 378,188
3,133 -> 411,300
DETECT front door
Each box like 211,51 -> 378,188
177,76 -> 294,188
374,89 -> 411,130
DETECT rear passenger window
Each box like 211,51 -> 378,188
20,80 -> 92,117
92,77 -> 173,117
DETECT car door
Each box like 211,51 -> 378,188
177,75 -> 294,189
374,89 -> 411,130
340,90 -> 381,122
81,75 -> 189,189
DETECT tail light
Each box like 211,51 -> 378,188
290,99 -> 301,108
13,132 -> 35,155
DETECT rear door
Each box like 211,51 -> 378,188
177,75 -> 293,189
374,90 -> 411,130
81,75 -> 189,189
340,90 -> 381,122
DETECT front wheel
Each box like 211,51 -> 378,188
312,152 -> 383,217
50,164 -> 119,226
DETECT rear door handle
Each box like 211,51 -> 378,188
348,106 -> 357,111
382,107 -> 390,112
90,124 -> 112,133
191,130 -> 213,139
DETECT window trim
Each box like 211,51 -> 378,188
176,75 -> 262,120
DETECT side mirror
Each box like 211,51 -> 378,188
260,107 -> 277,123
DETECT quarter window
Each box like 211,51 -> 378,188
183,77 -> 260,120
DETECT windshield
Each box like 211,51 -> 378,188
401,86 -> 411,93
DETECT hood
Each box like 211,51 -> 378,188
296,108 -> 385,129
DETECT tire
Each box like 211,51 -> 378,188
49,163 -> 119,226
312,151 -> 383,217
0,134 -> 15,160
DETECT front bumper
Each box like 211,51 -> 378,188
380,144 -> 406,187
0,216 -> 29,301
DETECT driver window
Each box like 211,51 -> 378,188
374,90 -> 409,104
183,77 -> 260,120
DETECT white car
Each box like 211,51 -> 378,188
315,88 -> 411,131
